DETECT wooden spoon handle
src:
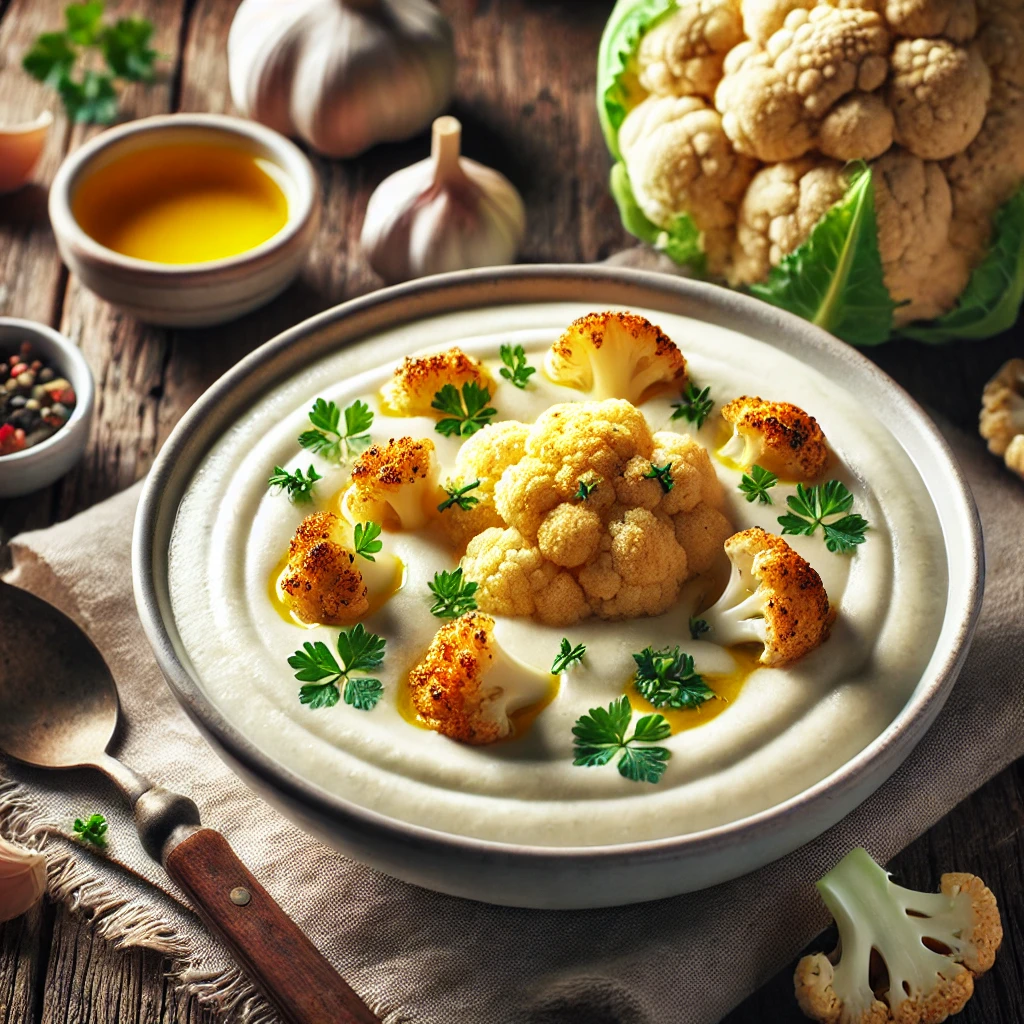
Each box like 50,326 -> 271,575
164,828 -> 379,1024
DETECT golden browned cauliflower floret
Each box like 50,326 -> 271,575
979,358 -> 1024,479
794,847 -> 1002,1023
342,436 -> 443,530
279,511 -> 368,625
619,95 -> 758,273
720,396 -> 830,480
407,611 -> 553,745
714,6 -> 891,163
702,526 -> 831,666
637,0 -> 746,98
380,347 -> 489,417
674,501 -> 734,575
544,311 -> 687,405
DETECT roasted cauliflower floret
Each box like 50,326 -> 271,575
980,358 -> 1024,479
342,436 -> 443,530
702,527 -> 830,666
279,511 -> 368,625
407,612 -> 553,745
544,311 -> 687,405
380,347 -> 489,417
673,501 -> 734,575
794,847 -> 1002,1024
720,396 -> 829,480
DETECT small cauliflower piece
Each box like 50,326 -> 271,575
380,348 -> 489,417
544,311 -> 687,405
720,396 -> 829,480
408,612 -> 553,745
794,847 -> 1002,1023
817,92 -> 895,161
342,436 -> 444,531
740,0 -> 815,45
279,511 -> 368,625
980,358 -> 1024,479
702,527 -> 830,666
884,0 -> 978,40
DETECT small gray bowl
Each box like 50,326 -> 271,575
0,318 -> 94,498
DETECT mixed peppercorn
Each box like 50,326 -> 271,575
0,341 -> 77,456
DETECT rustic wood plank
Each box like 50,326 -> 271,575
0,898 -> 49,1024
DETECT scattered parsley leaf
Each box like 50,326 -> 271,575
777,480 -> 869,554
431,382 -> 498,438
633,646 -> 716,711
100,16 -> 156,81
571,696 -> 671,784
290,625 -> 386,711
671,383 -> 715,428
336,622 -> 387,674
353,521 -> 383,562
575,478 -> 598,501
740,465 -> 778,504
66,2 -> 104,44
298,398 -> 373,462
644,462 -> 674,493
60,69 -> 117,123
428,568 -> 478,618
268,464 -> 321,503
23,32 -> 77,85
438,479 -> 481,513
288,640 -> 342,682
343,676 -> 384,711
689,616 -> 709,641
298,681 -> 341,709
499,344 -> 536,389
73,812 -> 108,848
551,638 -> 586,674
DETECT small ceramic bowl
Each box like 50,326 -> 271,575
0,318 -> 94,498
48,114 -> 321,328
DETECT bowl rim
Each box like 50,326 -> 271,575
133,265 -> 984,866
48,113 -> 318,278
0,316 -> 94,466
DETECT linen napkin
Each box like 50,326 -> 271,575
1,421 -> 1021,1024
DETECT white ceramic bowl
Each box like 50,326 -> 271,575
48,114 -> 320,328
0,318 -> 94,498
134,267 -> 983,908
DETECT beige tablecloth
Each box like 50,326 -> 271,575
1,421 -> 1021,1024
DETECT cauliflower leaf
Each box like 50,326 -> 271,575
750,166 -> 896,347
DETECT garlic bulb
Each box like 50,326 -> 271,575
361,116 -> 526,284
0,111 -> 52,194
227,0 -> 455,159
0,834 -> 46,923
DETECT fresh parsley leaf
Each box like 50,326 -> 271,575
571,696 -> 671,784
671,383 -> 715,428
287,640 -> 341,682
73,812 -> 108,847
633,646 -> 716,711
644,461 -> 674,493
353,521 -> 383,562
268,464 -> 321,502
65,2 -> 104,44
551,638 -> 586,675
100,17 -> 156,81
336,622 -> 387,674
575,478 -> 598,501
290,626 -> 386,711
343,676 -> 384,711
428,568 -> 478,618
777,480 -> 868,554
740,464 -> 778,504
438,479 -> 481,513
431,382 -> 498,438
23,32 -> 77,84
689,616 -> 709,641
299,398 -> 373,462
499,344 -> 536,389
62,69 -> 118,123
299,681 -> 341,709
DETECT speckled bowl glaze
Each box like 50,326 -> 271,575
133,267 -> 983,909
49,114 -> 320,328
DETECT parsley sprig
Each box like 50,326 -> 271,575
575,478 -> 598,501
268,464 -> 321,503
431,382 -> 498,438
644,462 -> 674,493
298,398 -> 373,463
23,2 -> 157,124
777,480 -> 868,554
73,812 -> 108,848
689,616 -> 709,641
428,568 -> 478,618
551,638 -> 586,674
438,480 -> 481,513
633,646 -> 716,711
740,465 -> 778,504
288,624 -> 386,711
572,696 -> 671,784
671,383 -> 715,429
499,344 -> 536,389
353,521 -> 382,561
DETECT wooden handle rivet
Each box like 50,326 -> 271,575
229,887 -> 252,906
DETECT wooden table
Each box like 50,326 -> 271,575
0,1 -> 1020,1022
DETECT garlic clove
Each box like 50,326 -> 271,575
0,112 -> 53,195
0,834 -> 46,923
361,116 -> 526,285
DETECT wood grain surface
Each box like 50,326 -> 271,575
0,1 -> 1021,1022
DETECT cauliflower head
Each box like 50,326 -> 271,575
979,357 -> 1024,479
794,847 -> 1002,1023
544,311 -> 687,405
702,527 -> 831,665
407,611 -> 553,745
342,436 -> 443,530
720,395 -> 830,479
380,348 -> 489,417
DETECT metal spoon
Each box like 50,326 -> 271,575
0,580 -> 379,1024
